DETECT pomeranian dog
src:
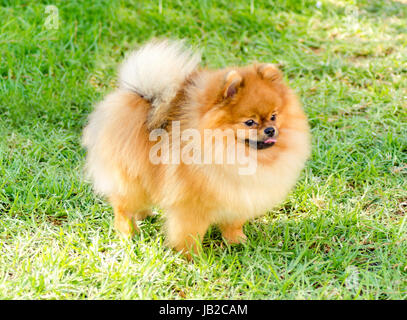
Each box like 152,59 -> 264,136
82,39 -> 311,256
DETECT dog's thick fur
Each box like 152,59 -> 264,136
82,39 -> 311,256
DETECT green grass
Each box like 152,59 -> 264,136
1,0 -> 407,299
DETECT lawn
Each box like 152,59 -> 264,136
0,0 -> 406,299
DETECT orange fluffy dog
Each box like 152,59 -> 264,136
82,39 -> 311,256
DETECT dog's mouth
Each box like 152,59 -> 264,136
245,138 -> 277,150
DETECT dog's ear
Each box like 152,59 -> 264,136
223,70 -> 243,99
257,63 -> 282,82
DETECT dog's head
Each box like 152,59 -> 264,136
194,63 -> 307,164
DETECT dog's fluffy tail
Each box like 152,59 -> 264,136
118,39 -> 201,130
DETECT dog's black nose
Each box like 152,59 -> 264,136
264,127 -> 275,136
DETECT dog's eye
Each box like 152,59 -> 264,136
270,114 -> 277,121
244,119 -> 255,126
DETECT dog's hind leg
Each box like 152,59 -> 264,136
109,185 -> 151,237
219,219 -> 247,245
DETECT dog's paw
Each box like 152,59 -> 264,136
222,229 -> 247,245
114,215 -> 139,238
